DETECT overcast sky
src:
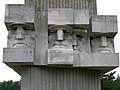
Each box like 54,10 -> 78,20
0,0 -> 120,81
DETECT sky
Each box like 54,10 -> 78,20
0,0 -> 120,81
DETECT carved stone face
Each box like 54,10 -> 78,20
48,25 -> 73,49
91,36 -> 114,53
76,35 -> 86,52
7,25 -> 35,48
48,30 -> 73,49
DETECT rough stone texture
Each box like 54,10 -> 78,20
3,0 -> 119,90
3,48 -> 34,65
73,29 -> 91,53
26,0 -> 97,15
48,9 -> 73,25
25,0 -> 34,5
48,25 -> 73,49
21,66 -> 101,90
74,9 -> 89,25
3,3 -> 119,69
5,4 -> 35,30
34,10 -> 48,65
91,15 -> 118,37
7,25 -> 35,48
91,37 -> 115,53
48,9 -> 89,26
48,49 -> 73,65
74,51 -> 119,68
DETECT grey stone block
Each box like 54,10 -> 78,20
5,4 -> 35,30
48,8 -> 89,26
74,51 -> 119,69
48,48 -> 73,65
34,10 -> 48,65
90,15 -> 118,36
48,8 -> 73,25
74,9 -> 89,25
3,48 -> 34,65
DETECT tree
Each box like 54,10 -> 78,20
101,71 -> 115,90
112,75 -> 120,90
0,80 -> 20,90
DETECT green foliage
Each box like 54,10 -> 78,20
0,80 -> 20,90
101,71 -> 115,90
101,71 -> 120,90
112,75 -> 120,90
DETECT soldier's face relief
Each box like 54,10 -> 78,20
7,26 -> 35,48
91,36 -> 114,53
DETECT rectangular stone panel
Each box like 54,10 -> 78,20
74,51 -> 119,70
74,9 -> 89,25
5,4 -> 35,30
48,8 -> 89,26
48,49 -> 73,65
91,15 -> 118,34
48,8 -> 73,25
3,48 -> 34,65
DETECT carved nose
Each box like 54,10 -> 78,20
15,26 -> 25,40
15,32 -> 24,40
57,29 -> 64,40
100,35 -> 108,47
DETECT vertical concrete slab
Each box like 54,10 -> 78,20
34,10 -> 48,65
21,66 -> 31,90
21,67 -> 101,90
25,0 -> 34,5
30,67 -> 35,90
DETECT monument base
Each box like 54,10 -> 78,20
21,66 -> 101,90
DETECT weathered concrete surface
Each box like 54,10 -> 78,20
5,4 -> 35,30
3,48 -> 34,65
48,9 -> 89,26
48,9 -> 73,25
91,15 -> 118,36
91,36 -> 115,53
3,1 -> 119,90
74,9 -> 89,25
74,51 -> 119,68
31,0 -> 97,15
34,10 -> 48,65
21,66 -> 101,90
48,48 -> 73,65
25,0 -> 34,5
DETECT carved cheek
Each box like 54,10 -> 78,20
24,36 -> 35,46
7,35 -> 15,47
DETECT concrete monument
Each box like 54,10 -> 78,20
3,0 -> 119,90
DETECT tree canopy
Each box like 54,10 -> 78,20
101,71 -> 120,90
0,80 -> 20,90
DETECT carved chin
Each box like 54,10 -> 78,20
12,44 -> 28,48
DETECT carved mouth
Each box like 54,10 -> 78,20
97,48 -> 112,53
53,44 -> 67,48
12,43 -> 28,48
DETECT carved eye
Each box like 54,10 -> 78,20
23,30 -> 29,35
22,27 -> 32,35
76,35 -> 83,38
9,30 -> 17,35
